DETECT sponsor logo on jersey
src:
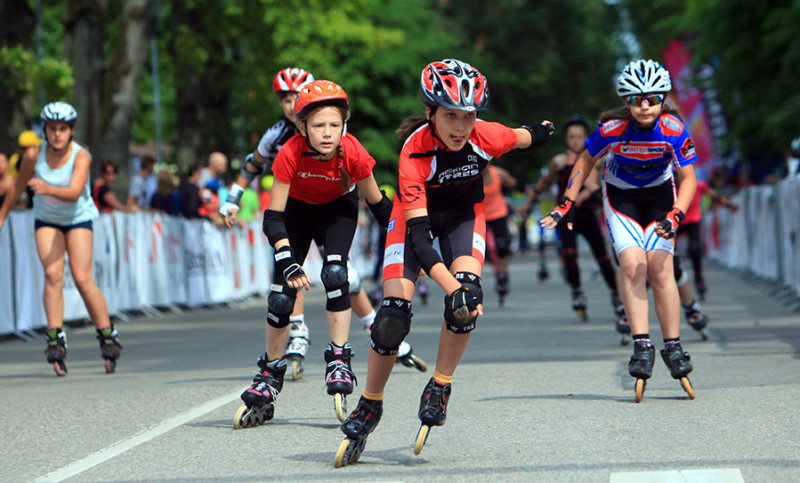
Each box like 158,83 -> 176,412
383,243 -> 404,266
437,163 -> 480,184
601,119 -> 625,135
680,137 -> 696,159
296,171 -> 340,182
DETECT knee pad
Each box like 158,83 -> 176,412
321,255 -> 350,311
560,247 -> 578,267
674,260 -> 688,286
347,262 -> 362,293
369,297 -> 412,355
266,283 -> 297,328
688,238 -> 702,259
495,235 -> 511,258
445,272 -> 483,334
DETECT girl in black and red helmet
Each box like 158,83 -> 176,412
334,59 -> 554,467
232,80 -> 394,429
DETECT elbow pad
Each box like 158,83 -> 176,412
262,209 -> 288,246
406,216 -> 442,274
239,153 -> 265,182
368,191 -> 393,228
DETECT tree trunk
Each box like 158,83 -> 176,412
63,0 -> 106,164
102,0 -> 155,191
0,0 -> 36,154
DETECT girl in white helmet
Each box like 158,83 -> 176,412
0,102 -> 122,376
541,59 -> 699,403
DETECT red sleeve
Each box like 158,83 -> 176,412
471,120 -> 519,158
343,134 -> 376,181
271,137 -> 299,185
397,139 -> 429,211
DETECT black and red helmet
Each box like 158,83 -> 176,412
272,67 -> 315,93
420,59 -> 489,112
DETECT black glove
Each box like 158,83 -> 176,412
521,122 -> 555,148
274,246 -> 306,282
659,207 -> 685,239
446,285 -> 479,319
549,196 -> 575,228
368,190 -> 393,228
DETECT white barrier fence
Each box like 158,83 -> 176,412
0,211 -> 377,337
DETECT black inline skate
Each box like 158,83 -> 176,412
285,320 -> 310,380
496,272 -> 510,306
572,288 -> 588,322
661,342 -> 696,399
333,396 -> 383,468
683,301 -> 709,341
414,377 -> 451,455
538,261 -> 549,281
45,328 -> 68,377
611,291 -> 629,345
96,326 -> 122,373
325,342 -> 357,422
395,341 -> 427,372
628,342 -> 655,403
233,355 -> 286,429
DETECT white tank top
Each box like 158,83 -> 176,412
32,141 -> 99,225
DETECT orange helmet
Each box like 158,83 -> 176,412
272,67 -> 314,93
294,80 -> 349,119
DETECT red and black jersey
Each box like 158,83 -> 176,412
272,132 -> 376,205
397,119 -> 518,213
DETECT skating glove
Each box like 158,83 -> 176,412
549,196 -> 575,230
220,184 -> 244,217
447,286 -> 479,319
274,246 -> 307,283
367,190 -> 393,228
659,207 -> 685,239
520,121 -> 555,150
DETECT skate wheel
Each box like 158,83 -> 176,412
53,361 -> 67,377
680,377 -> 696,400
291,358 -> 303,381
413,425 -> 430,455
233,405 -> 250,430
576,310 -> 589,323
334,439 -> 351,468
334,393 -> 347,422
105,359 -> 116,374
634,378 -> 646,403
700,329 -> 709,341
409,354 -> 428,372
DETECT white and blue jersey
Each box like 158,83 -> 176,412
586,114 -> 697,190
256,117 -> 298,166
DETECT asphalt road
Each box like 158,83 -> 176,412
1,249 -> 799,482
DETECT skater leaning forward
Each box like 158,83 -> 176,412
233,80 -> 393,429
334,58 -> 554,467
0,102 -> 122,376
541,59 -> 698,402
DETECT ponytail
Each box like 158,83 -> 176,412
395,116 -> 428,142
338,144 -> 351,192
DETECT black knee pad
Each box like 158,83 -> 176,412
445,272 -> 483,334
321,255 -> 350,311
267,283 -> 297,328
370,297 -> 412,355
495,235 -> 511,258
688,238 -> 702,260
560,247 -> 578,267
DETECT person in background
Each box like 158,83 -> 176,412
127,154 -> 157,209
149,169 -> 181,215
199,151 -> 229,192
178,163 -> 204,219
9,130 -> 44,209
92,160 -> 138,213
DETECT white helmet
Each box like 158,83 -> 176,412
616,60 -> 672,97
40,101 -> 78,124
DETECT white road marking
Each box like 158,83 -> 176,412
610,468 -> 745,483
35,390 -> 241,483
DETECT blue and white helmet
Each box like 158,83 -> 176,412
40,101 -> 78,124
616,60 -> 672,97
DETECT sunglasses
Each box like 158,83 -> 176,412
626,94 -> 665,107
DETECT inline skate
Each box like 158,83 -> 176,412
572,288 -> 588,322
612,292 -> 629,345
333,396 -> 383,468
45,328 -> 68,377
684,301 -> 709,341
416,278 -> 429,306
661,342 -> 695,399
395,341 -> 427,372
496,272 -> 510,306
414,377 -> 451,455
233,355 -> 286,429
695,279 -> 706,301
628,342 -> 655,403
325,342 -> 357,422
285,320 -> 310,380
96,326 -> 122,373
538,261 -> 549,281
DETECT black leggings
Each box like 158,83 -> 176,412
556,207 -> 616,292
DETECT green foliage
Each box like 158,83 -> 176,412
0,45 -> 73,100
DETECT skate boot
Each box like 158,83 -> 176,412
325,342 -> 357,422
695,279 -> 707,301
417,278 -> 429,305
395,341 -> 427,372
661,342 -> 695,399
44,328 -> 68,377
628,342 -> 655,403
572,288 -> 588,322
96,326 -> 122,374
234,355 -> 286,429
684,301 -> 709,341
333,396 -> 383,468
538,261 -> 549,281
615,315 -> 631,346
496,272 -> 510,306
414,377 -> 452,455
285,320 -> 310,380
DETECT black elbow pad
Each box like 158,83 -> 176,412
406,216 -> 442,273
